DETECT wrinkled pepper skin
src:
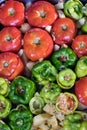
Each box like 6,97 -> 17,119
0,120 -> 11,130
40,82 -> 61,104
51,47 -> 77,70
8,76 -> 36,104
75,56 -> 87,78
63,113 -> 87,130
0,95 -> 11,118
0,77 -> 9,96
32,60 -> 58,85
8,104 -> 33,130
64,0 -> 83,20
29,94 -> 44,115
63,113 -> 82,130
56,68 -> 76,89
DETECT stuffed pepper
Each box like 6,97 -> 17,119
32,60 -> 58,85
51,47 -> 77,70
64,0 -> 83,20
56,92 -> 78,115
8,76 -> 36,104
8,104 -> 33,130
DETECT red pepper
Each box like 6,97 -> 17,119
0,27 -> 22,52
0,0 -> 25,26
0,52 -> 24,80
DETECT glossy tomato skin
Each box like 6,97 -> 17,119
0,52 -> 24,80
0,27 -> 22,52
72,35 -> 87,58
23,28 -> 54,61
51,18 -> 77,45
26,1 -> 58,28
75,77 -> 87,106
0,0 -> 25,26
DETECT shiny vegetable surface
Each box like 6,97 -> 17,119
0,52 -> 24,80
51,47 -> 77,70
64,0 -> 83,20
0,77 -> 9,96
51,17 -> 77,45
0,0 -> 25,26
8,104 -> 33,130
0,95 -> 11,118
75,77 -> 87,106
26,1 -> 58,27
23,28 -> 54,61
29,94 -> 44,114
8,76 -> 36,104
56,68 -> 76,89
32,60 -> 58,85
0,27 -> 22,52
40,82 -> 61,104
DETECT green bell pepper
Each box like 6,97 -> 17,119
63,112 -> 87,130
8,76 -> 36,104
40,82 -> 61,104
0,95 -> 11,118
56,92 -> 78,115
32,60 -> 58,85
64,0 -> 83,20
75,56 -> 87,78
8,104 -> 33,130
0,120 -> 11,130
0,78 -> 9,96
51,47 -> 77,70
63,113 -> 82,130
29,93 -> 44,115
56,68 -> 76,89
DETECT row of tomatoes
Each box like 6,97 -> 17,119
0,0 -> 87,109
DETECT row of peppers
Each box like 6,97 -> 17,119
1,46 -> 87,129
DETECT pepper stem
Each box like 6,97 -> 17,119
59,54 -> 67,62
80,42 -> 85,48
16,118 -> 24,127
9,8 -> 15,16
62,24 -> 68,31
6,35 -> 12,41
3,62 -> 9,68
33,37 -> 40,45
40,11 -> 46,18
17,86 -> 24,94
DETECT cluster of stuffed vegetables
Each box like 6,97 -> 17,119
1,46 -> 87,129
31,47 -> 78,115
0,76 -> 36,130
63,111 -> 87,130
31,46 -> 87,116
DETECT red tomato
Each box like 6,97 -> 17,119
0,27 -> 22,52
75,77 -> 87,105
0,52 -> 24,80
72,35 -> 87,58
23,28 -> 54,61
0,0 -> 25,26
26,1 -> 58,27
51,18 -> 77,45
